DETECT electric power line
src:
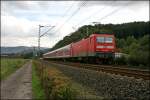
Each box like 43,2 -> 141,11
39,2 -> 76,38
40,26 -> 55,37
54,1 -> 87,34
53,1 -> 75,31
76,1 -> 132,28
96,1 -> 132,22
74,1 -> 115,28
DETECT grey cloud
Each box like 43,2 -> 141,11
2,1 -> 72,18
1,1 -> 39,16
78,1 -> 148,7
1,26 -> 57,39
2,1 -> 28,11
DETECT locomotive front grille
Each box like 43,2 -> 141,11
96,52 -> 114,58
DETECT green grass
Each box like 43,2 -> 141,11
32,61 -> 103,99
32,63 -> 46,99
0,58 -> 27,80
46,66 -> 103,100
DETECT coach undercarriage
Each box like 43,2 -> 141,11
44,52 -> 114,64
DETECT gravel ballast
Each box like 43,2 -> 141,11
46,62 -> 150,99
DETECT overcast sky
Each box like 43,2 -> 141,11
1,1 -> 149,48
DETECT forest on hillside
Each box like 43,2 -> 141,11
51,21 -> 149,50
50,21 -> 149,68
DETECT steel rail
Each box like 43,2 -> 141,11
45,60 -> 150,80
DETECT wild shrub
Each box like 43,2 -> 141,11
32,60 -> 77,100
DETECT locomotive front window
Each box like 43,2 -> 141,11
97,37 -> 113,43
97,37 -> 104,43
105,37 -> 113,43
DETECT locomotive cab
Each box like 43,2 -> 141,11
94,34 -> 115,59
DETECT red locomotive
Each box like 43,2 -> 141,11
43,33 -> 116,63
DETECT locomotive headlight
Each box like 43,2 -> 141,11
106,46 -> 113,48
96,46 -> 104,48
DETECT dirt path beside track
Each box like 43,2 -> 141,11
1,61 -> 32,99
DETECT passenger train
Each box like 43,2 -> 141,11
43,33 -> 116,64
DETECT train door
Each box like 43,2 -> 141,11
88,36 -> 94,56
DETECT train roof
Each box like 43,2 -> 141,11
90,33 -> 114,37
43,33 -> 115,56
43,44 -> 71,56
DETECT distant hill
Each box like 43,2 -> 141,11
0,46 -> 49,55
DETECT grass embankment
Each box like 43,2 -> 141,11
32,63 -> 46,99
43,66 -> 77,100
0,58 -> 27,80
32,60 -> 76,99
32,60 -> 102,100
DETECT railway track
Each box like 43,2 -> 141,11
45,60 -> 150,80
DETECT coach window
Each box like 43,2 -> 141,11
97,37 -> 104,43
105,37 -> 113,43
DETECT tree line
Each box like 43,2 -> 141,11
50,21 -> 149,68
115,35 -> 149,68
51,21 -> 149,51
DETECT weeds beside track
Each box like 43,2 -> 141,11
41,60 -> 150,99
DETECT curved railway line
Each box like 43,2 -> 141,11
44,60 -> 150,80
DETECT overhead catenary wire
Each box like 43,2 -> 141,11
53,1 -> 75,30
40,26 -> 55,37
95,1 -> 132,23
54,3 -> 83,33
44,1 -> 132,37
54,1 -> 87,34
76,1 -> 133,28
39,1 -> 75,37
74,1 -> 115,28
